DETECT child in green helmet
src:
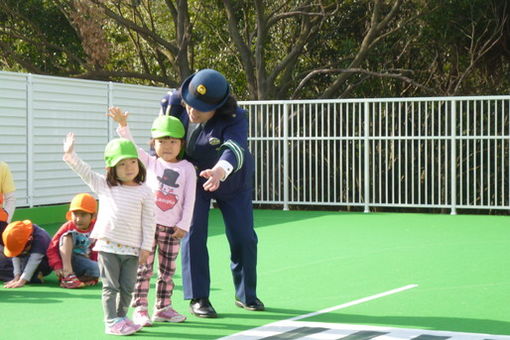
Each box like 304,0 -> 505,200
108,107 -> 196,327
63,132 -> 156,336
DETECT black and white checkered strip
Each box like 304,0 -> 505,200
219,320 -> 510,340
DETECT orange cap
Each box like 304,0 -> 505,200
66,193 -> 97,221
2,220 -> 33,257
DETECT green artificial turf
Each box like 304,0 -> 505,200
1,208 -> 509,339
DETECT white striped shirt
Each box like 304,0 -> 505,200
63,152 -> 156,252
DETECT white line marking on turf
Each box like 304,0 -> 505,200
218,284 -> 419,339
221,320 -> 510,340
289,284 -> 418,321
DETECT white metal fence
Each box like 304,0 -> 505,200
1,71 -> 509,213
0,71 -> 170,207
243,98 -> 510,213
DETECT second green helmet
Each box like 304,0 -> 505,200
151,115 -> 185,139
104,138 -> 138,168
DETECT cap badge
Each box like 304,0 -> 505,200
197,84 -> 207,95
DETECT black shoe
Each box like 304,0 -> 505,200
190,298 -> 218,318
235,298 -> 265,311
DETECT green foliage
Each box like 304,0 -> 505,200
0,0 -> 85,75
1,0 -> 509,97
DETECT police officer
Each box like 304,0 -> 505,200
160,69 -> 264,318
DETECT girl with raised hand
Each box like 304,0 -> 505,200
63,132 -> 156,336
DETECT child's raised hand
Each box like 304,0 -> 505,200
107,107 -> 128,127
63,132 -> 75,154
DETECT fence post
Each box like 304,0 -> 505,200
450,100 -> 457,215
26,73 -> 34,208
283,102 -> 289,211
364,101 -> 370,213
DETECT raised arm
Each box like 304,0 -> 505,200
107,106 -> 128,128
108,107 -> 152,165
63,132 -> 106,194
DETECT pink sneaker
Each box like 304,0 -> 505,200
152,306 -> 186,323
133,308 -> 152,327
105,318 -> 139,336
124,318 -> 143,332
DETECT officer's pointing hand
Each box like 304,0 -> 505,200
200,166 -> 226,192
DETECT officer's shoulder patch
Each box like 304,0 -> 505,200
209,137 -> 221,146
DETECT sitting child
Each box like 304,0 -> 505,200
47,193 -> 100,288
2,220 -> 52,288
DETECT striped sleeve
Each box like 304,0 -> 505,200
140,187 -> 156,251
219,140 -> 244,172
218,110 -> 249,172
63,152 -> 107,194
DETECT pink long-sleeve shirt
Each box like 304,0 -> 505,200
117,126 -> 197,232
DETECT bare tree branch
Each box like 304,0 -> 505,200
223,0 -> 258,97
322,0 -> 403,98
89,0 -> 178,56
74,69 -> 175,85
292,67 -> 433,98
451,1 -> 507,94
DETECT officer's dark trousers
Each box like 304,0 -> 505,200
181,187 -> 259,304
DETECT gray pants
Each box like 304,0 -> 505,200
98,251 -> 138,325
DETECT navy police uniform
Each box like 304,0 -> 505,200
160,90 -> 259,306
